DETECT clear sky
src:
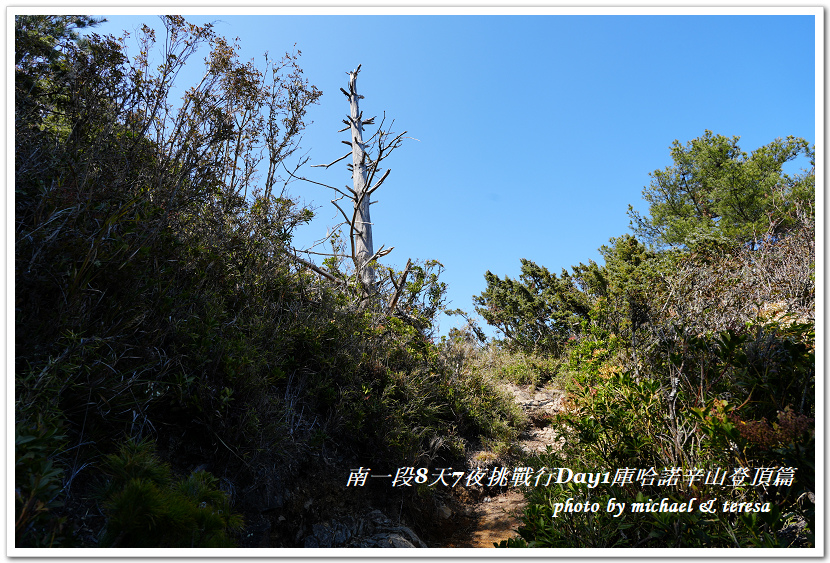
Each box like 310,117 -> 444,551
86,10 -> 818,338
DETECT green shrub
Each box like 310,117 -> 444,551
99,439 -> 243,547
504,322 -> 814,548
15,418 -> 70,547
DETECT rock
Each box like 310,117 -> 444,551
241,515 -> 271,548
392,525 -> 427,548
376,533 -> 416,548
310,523 -> 334,547
366,509 -> 392,526
300,509 -> 426,548
303,520 -> 353,548
332,521 -> 351,545
437,504 -> 452,520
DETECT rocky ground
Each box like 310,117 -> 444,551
433,381 -> 567,548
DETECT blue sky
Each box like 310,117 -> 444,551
87,11 -> 817,338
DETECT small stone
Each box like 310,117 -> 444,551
311,522 -> 333,548
395,526 -> 427,548
378,533 -> 416,548
332,522 -> 350,545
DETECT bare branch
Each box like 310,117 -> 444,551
308,223 -> 349,250
330,198 -> 353,227
311,152 -> 351,169
387,259 -> 413,314
285,249 -> 342,284
279,160 -> 339,191
366,244 -> 393,265
299,249 -> 350,258
367,169 -> 391,196
328,185 -> 356,200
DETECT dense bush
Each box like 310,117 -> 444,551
15,418 -> 70,547
484,132 -> 815,548
501,320 -> 814,548
98,439 -> 243,547
16,16 -> 814,550
15,15 -> 524,547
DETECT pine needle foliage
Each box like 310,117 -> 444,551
99,439 -> 243,548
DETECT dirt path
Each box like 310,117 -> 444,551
436,382 -> 566,548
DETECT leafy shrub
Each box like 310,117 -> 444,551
503,321 -> 814,548
15,419 -> 70,547
325,314 -> 525,467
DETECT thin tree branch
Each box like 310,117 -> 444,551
279,160 -> 339,191
328,186 -> 356,200
311,152 -> 351,169
285,250 -> 342,284
387,259 -> 413,314
367,169 -> 391,196
366,244 -> 393,265
330,198 -> 355,230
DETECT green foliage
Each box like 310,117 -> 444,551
629,130 -> 814,248
598,235 -> 674,343
15,15 -> 105,130
99,439 -> 243,547
477,344 -> 561,388
15,10 -> 519,530
388,259 -> 449,339
496,536 -> 529,548
16,15 -> 815,551
505,321 -> 814,548
474,236 -> 677,364
496,352 -> 558,387
485,130 -> 814,550
321,312 -> 524,467
474,259 -> 591,355
565,325 -> 622,383
15,419 -> 70,547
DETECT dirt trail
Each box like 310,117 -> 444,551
436,382 -> 566,548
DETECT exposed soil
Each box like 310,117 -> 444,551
435,488 -> 527,548
432,381 -> 567,548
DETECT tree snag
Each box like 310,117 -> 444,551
347,65 -> 375,289
302,64 -> 407,304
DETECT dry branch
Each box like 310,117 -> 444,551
367,169 -> 391,195
311,152 -> 351,169
285,250 -> 342,284
387,259 -> 413,314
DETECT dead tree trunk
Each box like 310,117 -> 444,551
299,64 -> 407,306
347,66 -> 375,289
